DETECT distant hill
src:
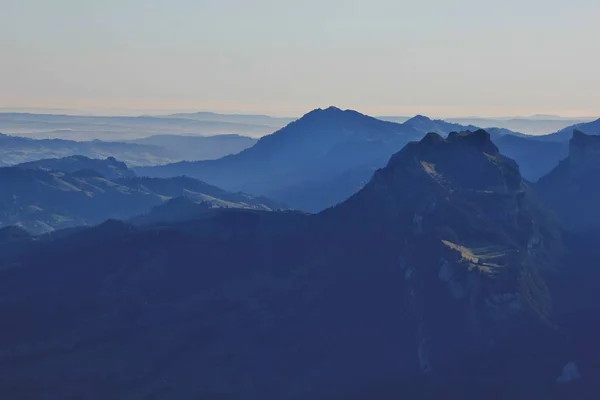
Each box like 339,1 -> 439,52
535,118 -> 600,142
132,197 -> 299,227
16,155 -> 135,180
0,165 -> 282,234
129,134 -> 257,161
115,176 -> 284,211
1,130 -> 590,399
534,130 -> 600,231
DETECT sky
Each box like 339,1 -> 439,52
1,0 -> 599,117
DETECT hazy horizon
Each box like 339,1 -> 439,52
0,106 -> 596,122
3,0 -> 600,118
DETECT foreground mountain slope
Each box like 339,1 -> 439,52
0,167 -> 280,233
137,107 -> 423,211
534,131 -> 600,231
0,130 -> 589,399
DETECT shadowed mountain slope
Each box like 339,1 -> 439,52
0,131 -> 593,399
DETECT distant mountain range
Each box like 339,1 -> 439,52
2,107 -> 599,219
0,132 -> 256,167
379,115 -> 595,135
2,130 -> 599,398
0,156 -> 282,234
139,108 -> 595,211
2,110 -> 593,143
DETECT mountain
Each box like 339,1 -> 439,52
138,110 -> 568,206
16,155 -> 135,180
535,118 -> 600,142
0,167 -> 282,234
137,107 -> 424,211
129,134 -> 257,161
1,130 -> 594,399
534,131 -> 600,231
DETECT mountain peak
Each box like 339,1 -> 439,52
381,129 -> 519,197
302,106 -> 344,118
448,129 -> 498,154
420,131 -> 445,145
323,105 -> 343,112
406,114 -> 433,123
415,129 -> 498,155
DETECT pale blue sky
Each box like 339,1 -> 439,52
1,0 -> 599,117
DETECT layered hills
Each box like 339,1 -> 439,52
139,108 -> 581,211
0,157 -> 281,234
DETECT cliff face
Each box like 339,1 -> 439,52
568,130 -> 600,169
535,130 -> 600,232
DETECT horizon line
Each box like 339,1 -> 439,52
0,106 -> 597,121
